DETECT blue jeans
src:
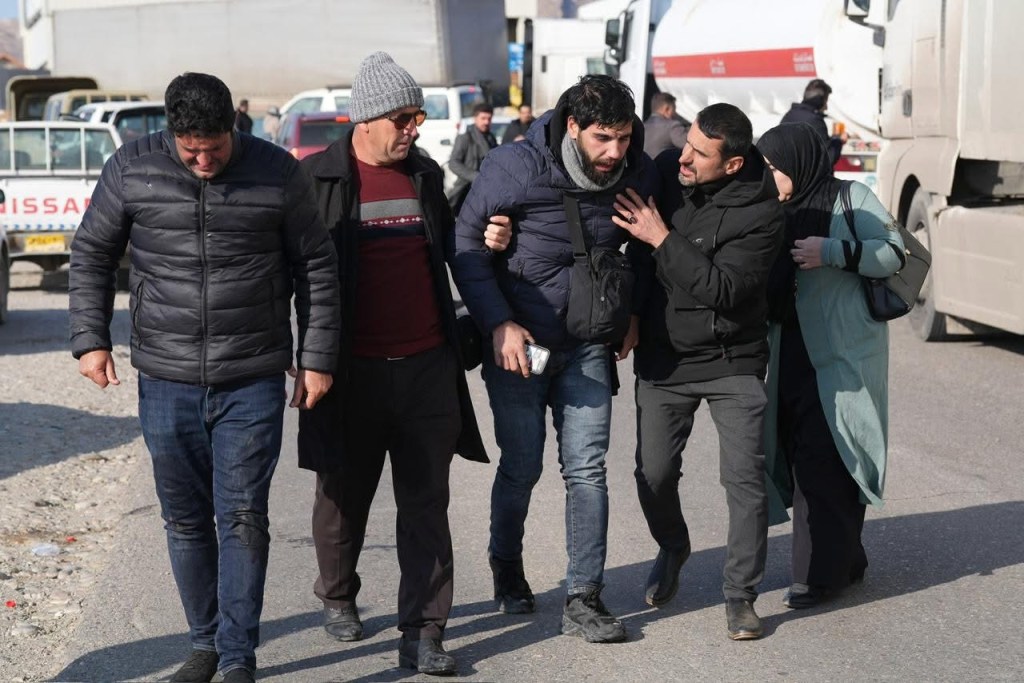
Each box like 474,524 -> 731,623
482,342 -> 612,594
138,373 -> 286,675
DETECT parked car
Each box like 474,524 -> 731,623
0,214 -> 9,324
272,84 -> 486,171
0,121 -> 122,278
273,112 -> 352,159
43,89 -> 149,121
72,101 -> 167,143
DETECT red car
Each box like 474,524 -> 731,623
273,112 -> 351,159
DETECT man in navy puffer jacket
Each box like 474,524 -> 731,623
452,75 -> 657,643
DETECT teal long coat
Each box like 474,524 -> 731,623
765,181 -> 905,523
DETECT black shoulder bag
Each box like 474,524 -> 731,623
563,194 -> 635,343
839,180 -> 931,322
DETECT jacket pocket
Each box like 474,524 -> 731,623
130,277 -> 146,347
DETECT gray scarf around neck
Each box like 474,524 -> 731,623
561,133 -> 625,192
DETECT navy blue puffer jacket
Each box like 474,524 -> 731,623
453,106 -> 658,350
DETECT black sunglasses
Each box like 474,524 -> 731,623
383,109 -> 427,130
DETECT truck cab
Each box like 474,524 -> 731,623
0,121 -> 122,275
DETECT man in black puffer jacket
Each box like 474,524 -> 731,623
453,75 -> 658,644
69,73 -> 340,683
613,103 -> 784,642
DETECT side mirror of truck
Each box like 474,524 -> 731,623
844,0 -> 869,18
605,19 -> 621,51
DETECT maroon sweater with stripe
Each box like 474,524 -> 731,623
350,155 -> 445,358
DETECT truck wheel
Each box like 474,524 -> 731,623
906,188 -> 946,341
0,250 -> 9,325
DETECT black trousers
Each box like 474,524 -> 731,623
778,324 -> 867,589
634,374 -> 769,601
312,344 -> 461,639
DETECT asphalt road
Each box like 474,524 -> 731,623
31,281 -> 1024,682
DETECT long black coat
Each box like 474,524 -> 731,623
296,132 -> 489,472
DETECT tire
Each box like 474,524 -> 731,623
905,188 -> 946,341
0,249 -> 9,325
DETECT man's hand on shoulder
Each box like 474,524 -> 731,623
291,368 -> 333,409
492,320 -> 533,378
79,350 -> 120,389
484,215 -> 513,252
613,188 -> 670,248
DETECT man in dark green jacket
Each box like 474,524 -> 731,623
613,102 -> 784,641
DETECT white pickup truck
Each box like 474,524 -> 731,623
0,121 -> 122,282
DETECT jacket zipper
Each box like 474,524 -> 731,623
199,180 -> 208,385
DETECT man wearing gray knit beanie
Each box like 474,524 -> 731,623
298,51 -> 489,676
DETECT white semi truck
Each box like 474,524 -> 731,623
604,0 -> 1024,340
18,0 -> 511,105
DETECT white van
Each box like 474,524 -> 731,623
73,101 -> 167,143
273,84 -> 487,177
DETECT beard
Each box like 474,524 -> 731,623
576,137 -> 624,186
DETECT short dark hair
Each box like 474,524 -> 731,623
802,78 -> 832,110
472,103 -> 494,116
650,91 -> 676,111
165,72 -> 235,136
695,103 -> 752,159
561,74 -> 635,131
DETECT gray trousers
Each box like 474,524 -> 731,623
634,374 -> 768,601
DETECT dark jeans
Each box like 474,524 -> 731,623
138,372 -> 286,674
312,344 -> 460,640
778,324 -> 868,589
634,374 -> 768,601
482,342 -> 613,595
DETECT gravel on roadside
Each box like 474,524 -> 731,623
1,271 -> 147,682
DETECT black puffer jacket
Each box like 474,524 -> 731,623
69,131 -> 340,385
631,149 -> 784,384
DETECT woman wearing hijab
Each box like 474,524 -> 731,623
756,123 -> 904,608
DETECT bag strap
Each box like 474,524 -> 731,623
562,194 -> 590,258
839,180 -> 864,273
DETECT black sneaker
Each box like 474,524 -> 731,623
561,588 -> 626,643
169,649 -> 219,682
489,555 -> 535,614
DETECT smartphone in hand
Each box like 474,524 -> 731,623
525,342 -> 550,374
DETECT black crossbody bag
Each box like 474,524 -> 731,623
562,195 -> 635,343
839,181 -> 931,322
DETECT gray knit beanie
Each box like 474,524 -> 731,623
348,51 -> 424,123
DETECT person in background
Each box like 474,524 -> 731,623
780,79 -> 847,166
296,51 -> 488,677
756,122 -> 903,609
613,102 -> 784,641
447,102 -> 497,213
642,91 -> 689,159
234,98 -> 253,134
69,72 -> 340,683
500,103 -> 535,145
452,74 -> 657,645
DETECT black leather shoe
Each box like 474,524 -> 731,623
221,668 -> 256,683
398,636 -> 456,676
782,583 -> 832,609
725,598 -> 763,640
323,604 -> 363,641
170,649 -> 219,682
645,544 -> 691,607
